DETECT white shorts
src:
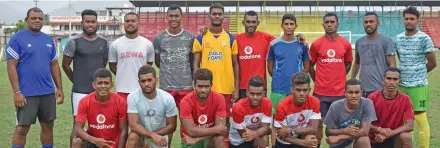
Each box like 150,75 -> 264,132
71,92 -> 88,116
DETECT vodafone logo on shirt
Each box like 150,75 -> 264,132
89,114 -> 116,130
321,49 -> 342,63
194,114 -> 214,128
240,46 -> 262,60
198,114 -> 208,124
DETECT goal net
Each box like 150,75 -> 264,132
280,31 -> 354,48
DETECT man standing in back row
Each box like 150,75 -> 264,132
192,3 -> 239,130
394,6 -> 437,148
109,12 -> 155,99
234,10 -> 275,99
7,7 -> 64,148
351,12 -> 396,98
62,9 -> 110,147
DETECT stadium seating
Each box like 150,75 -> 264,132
138,12 -> 229,40
421,17 -> 440,48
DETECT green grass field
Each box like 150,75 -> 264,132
0,52 -> 439,148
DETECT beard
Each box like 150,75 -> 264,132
365,27 -> 377,35
83,27 -> 97,36
142,87 -> 155,94
196,91 -> 209,99
125,28 -> 138,35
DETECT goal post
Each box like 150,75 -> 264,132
0,46 -> 4,61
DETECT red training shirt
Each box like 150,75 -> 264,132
75,92 -> 127,147
179,91 -> 227,138
229,97 -> 273,146
235,31 -> 276,89
274,95 -> 321,145
368,90 -> 415,143
309,36 -> 353,96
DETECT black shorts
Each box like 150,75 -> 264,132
16,93 -> 56,125
313,93 -> 344,119
371,137 -> 396,148
362,91 -> 375,98
229,141 -> 254,148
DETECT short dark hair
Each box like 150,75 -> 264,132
138,65 -> 156,78
244,10 -> 258,20
403,6 -> 420,18
364,11 -> 379,21
209,3 -> 224,14
282,14 -> 297,24
81,9 -> 97,20
323,12 -> 339,22
292,72 -> 310,87
26,7 -> 43,19
93,68 -> 112,81
167,4 -> 183,15
248,76 -> 265,89
345,78 -> 362,90
193,68 -> 213,84
124,12 -> 139,20
384,67 -> 401,77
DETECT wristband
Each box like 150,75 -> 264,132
14,91 -> 21,94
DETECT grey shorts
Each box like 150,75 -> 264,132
16,93 -> 56,125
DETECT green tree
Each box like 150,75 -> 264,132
12,20 -> 27,33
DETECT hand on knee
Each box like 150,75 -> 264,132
71,138 -> 84,148
127,132 -> 141,147
398,132 -> 413,148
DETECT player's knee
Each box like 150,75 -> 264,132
40,122 -> 54,132
71,138 -> 84,148
127,132 -> 141,145
354,136 -> 371,148
14,125 -> 31,136
398,132 -> 412,143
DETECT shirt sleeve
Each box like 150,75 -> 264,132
179,97 -> 193,119
153,35 -> 160,54
266,33 -> 276,43
146,42 -> 155,62
75,98 -> 89,122
50,40 -> 58,61
273,103 -> 287,128
63,39 -> 76,57
423,35 -> 436,53
231,106 -> 246,130
262,99 -> 273,124
310,98 -> 321,120
103,40 -> 109,58
309,42 -> 317,63
267,42 -> 275,61
127,93 -> 138,113
118,97 -> 128,121
344,41 -> 353,62
231,39 -> 238,55
108,42 -> 118,63
302,44 -> 310,61
6,35 -> 21,60
165,93 -> 178,117
192,35 -> 202,53
384,37 -> 396,56
362,99 -> 377,122
403,95 -> 415,121
323,104 -> 338,129
215,94 -> 227,117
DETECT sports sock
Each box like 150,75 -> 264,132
42,144 -> 53,148
11,145 -> 24,148
415,112 -> 430,148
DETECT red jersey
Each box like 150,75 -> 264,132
179,91 -> 227,138
309,36 -> 353,96
229,97 -> 272,146
368,90 -> 415,143
235,31 -> 276,89
75,92 -> 127,148
274,95 -> 321,145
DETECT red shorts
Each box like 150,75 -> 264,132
117,92 -> 129,100
166,90 -> 192,110
222,94 -> 232,117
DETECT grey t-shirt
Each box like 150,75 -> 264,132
64,34 -> 109,93
355,34 -> 395,92
154,29 -> 194,91
323,97 -> 377,148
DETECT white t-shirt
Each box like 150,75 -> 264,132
109,35 -> 155,93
